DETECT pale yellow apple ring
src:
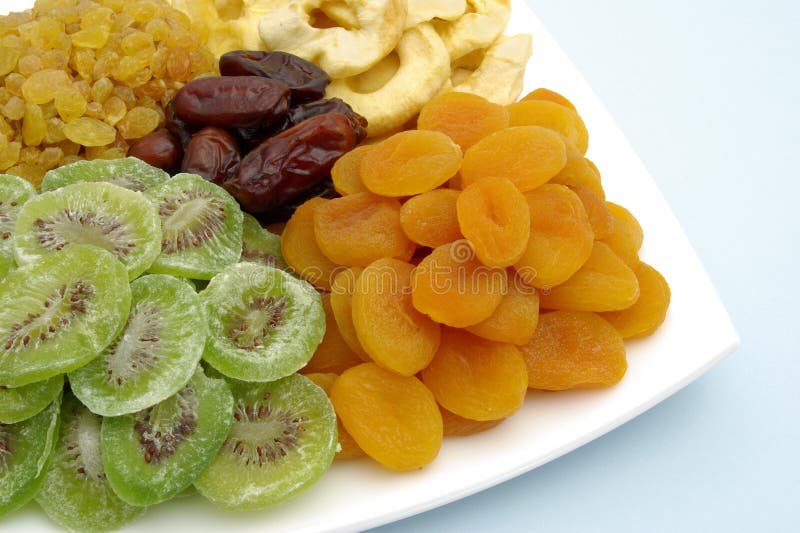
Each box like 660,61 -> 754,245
435,0 -> 511,61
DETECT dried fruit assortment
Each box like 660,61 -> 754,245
0,0 -> 217,187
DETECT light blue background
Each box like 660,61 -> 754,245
373,1 -> 799,531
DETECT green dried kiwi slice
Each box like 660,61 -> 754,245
241,213 -> 287,269
0,245 -> 131,387
69,274 -> 209,417
39,157 -> 170,193
145,173 -> 244,280
0,375 -> 64,424
201,262 -> 325,382
0,174 -> 37,257
0,395 -> 60,517
101,366 -> 233,506
13,181 -> 162,280
194,373 -> 337,510
36,393 -> 145,532
0,251 -> 13,281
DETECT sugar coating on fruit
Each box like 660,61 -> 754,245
0,374 -> 63,424
39,157 -> 170,193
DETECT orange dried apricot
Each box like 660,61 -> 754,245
360,130 -> 462,196
330,267 -> 370,361
417,91 -> 509,151
331,144 -> 371,196
456,176 -> 530,267
600,262 -> 671,338
352,258 -> 441,376
519,311 -> 627,390
465,277 -> 540,345
539,241 -> 640,312
549,139 -> 605,199
399,188 -> 463,248
571,185 -> 614,240
304,372 -> 365,460
313,192 -> 415,267
302,294 -> 363,374
422,328 -> 528,421
412,241 -> 508,327
506,99 -> 589,154
600,202 -> 644,267
281,197 -> 339,291
330,363 -> 443,471
521,88 -> 577,112
440,406 -> 504,437
460,126 -> 567,192
514,184 -> 594,289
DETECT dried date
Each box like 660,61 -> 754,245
224,113 -> 361,214
287,98 -> 367,140
181,127 -> 241,185
171,76 -> 290,129
128,129 -> 183,174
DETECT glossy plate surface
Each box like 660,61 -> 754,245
2,0 -> 739,531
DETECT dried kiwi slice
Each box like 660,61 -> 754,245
0,375 -> 64,424
13,181 -> 162,280
36,393 -> 145,532
241,212 -> 286,269
0,174 -> 36,258
0,395 -> 60,517
201,262 -> 325,382
194,373 -> 337,510
145,173 -> 244,280
39,157 -> 170,193
69,274 -> 209,416
101,366 -> 233,506
0,245 -> 131,387
0,251 -> 13,281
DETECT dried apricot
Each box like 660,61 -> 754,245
571,185 -> 614,240
506,99 -> 589,154
330,144 -> 371,196
549,139 -> 605,199
360,130 -> 462,196
465,277 -> 540,345
514,184 -> 594,289
520,88 -> 577,112
304,372 -> 365,460
313,192 -> 415,267
422,328 -> 528,421
600,202 -> 644,267
600,262 -> 670,338
539,241 -> 640,312
440,407 -> 504,437
520,311 -> 626,390
330,363 -> 443,471
302,294 -> 363,374
412,241 -> 507,327
329,267 -> 370,361
417,91 -> 509,151
352,258 -> 441,376
281,197 -> 339,291
460,126 -> 567,192
457,176 -> 530,267
399,188 -> 463,248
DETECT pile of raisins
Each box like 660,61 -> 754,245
129,51 -> 367,222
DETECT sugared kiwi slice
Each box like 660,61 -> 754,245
0,245 -> 131,387
0,375 -> 64,424
145,173 -> 244,280
194,373 -> 337,510
36,393 -> 145,532
0,174 -> 36,258
201,262 -> 325,382
241,212 -> 287,269
13,181 -> 162,280
0,252 -> 13,281
0,395 -> 60,517
39,157 -> 170,193
69,274 -> 209,416
101,366 -> 233,506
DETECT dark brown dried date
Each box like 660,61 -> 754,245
219,50 -> 330,104
224,113 -> 360,214
181,127 -> 241,185
171,76 -> 290,129
256,179 -> 338,224
165,100 -> 195,148
128,129 -> 183,174
286,98 -> 367,141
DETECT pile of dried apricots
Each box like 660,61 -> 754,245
285,88 -> 672,471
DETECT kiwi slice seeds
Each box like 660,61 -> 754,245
0,174 -> 36,259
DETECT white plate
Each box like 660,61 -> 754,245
2,0 -> 739,531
